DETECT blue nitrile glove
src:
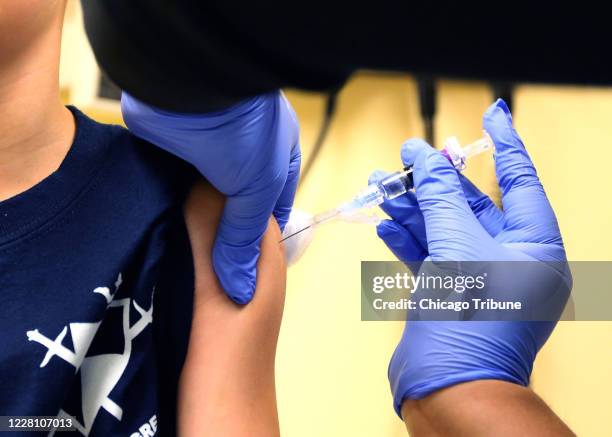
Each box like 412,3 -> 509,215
373,99 -> 570,416
122,91 -> 301,304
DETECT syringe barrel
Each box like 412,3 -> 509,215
343,170 -> 412,212
378,170 -> 413,200
341,134 -> 492,216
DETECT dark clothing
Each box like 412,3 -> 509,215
82,1 -> 611,113
0,107 -> 195,436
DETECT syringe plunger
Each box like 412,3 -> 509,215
441,133 -> 494,171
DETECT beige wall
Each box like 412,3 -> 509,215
280,76 -> 612,437
516,86 -> 612,437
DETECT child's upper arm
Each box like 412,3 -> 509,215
177,180 -> 285,437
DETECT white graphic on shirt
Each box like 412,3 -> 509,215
25,274 -> 155,436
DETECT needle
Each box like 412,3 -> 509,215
279,225 -> 312,243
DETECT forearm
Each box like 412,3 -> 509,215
401,381 -> 574,437
178,181 -> 285,437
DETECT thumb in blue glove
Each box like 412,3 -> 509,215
122,91 -> 301,304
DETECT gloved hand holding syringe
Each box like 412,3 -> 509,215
281,133 -> 494,248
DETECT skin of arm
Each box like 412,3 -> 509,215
178,180 -> 285,437
401,381 -> 575,437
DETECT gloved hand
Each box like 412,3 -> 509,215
122,91 -> 301,304
372,99 -> 571,416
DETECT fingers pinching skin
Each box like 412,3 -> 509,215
272,141 -> 301,232
213,193 -> 274,304
123,91 -> 301,304
272,94 -> 302,232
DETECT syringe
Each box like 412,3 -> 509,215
280,133 -> 494,242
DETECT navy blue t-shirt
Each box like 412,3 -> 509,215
0,107 -> 195,436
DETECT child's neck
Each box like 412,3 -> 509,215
0,33 -> 75,202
